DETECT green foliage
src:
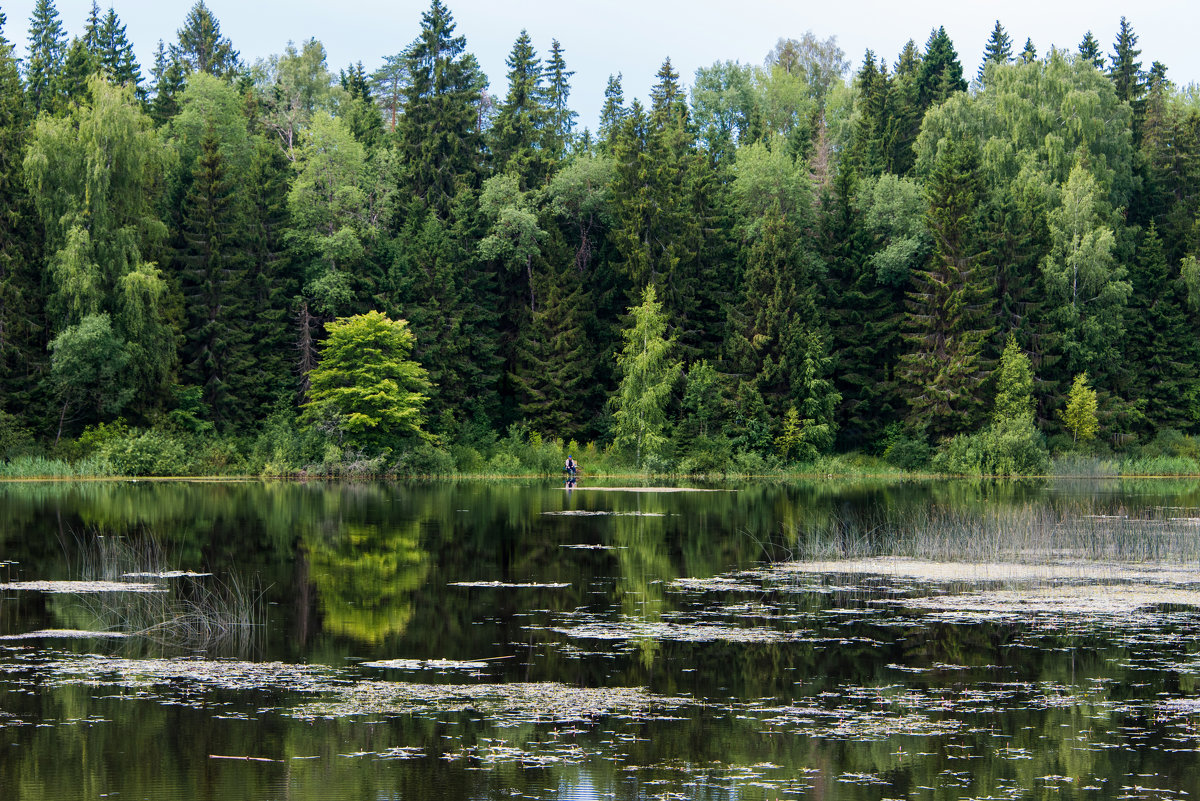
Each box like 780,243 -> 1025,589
932,416 -> 1049,476
301,311 -> 431,454
1062,372 -> 1099,442
172,1 -> 240,79
610,285 -> 682,466
993,334 -> 1035,425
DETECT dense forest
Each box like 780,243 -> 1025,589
1,0 -> 1199,477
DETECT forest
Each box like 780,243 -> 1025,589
1,0 -> 1199,477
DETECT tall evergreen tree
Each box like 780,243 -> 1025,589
0,11 -> 44,415
1018,38 -> 1037,64
900,138 -> 994,439
1109,16 -> 1144,105
489,30 -> 548,185
149,39 -> 186,124
178,128 -> 251,428
598,73 -> 626,151
395,0 -> 485,220
54,37 -> 95,112
977,20 -> 1012,84
610,284 -> 682,466
96,8 -> 142,96
542,39 -> 576,160
917,26 -> 966,112
1125,223 -> 1194,431
24,0 -> 68,114
1078,31 -> 1105,70
172,1 -> 240,79
888,39 -> 923,175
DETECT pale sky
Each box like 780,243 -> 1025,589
2,0 -> 1197,131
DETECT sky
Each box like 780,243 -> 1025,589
2,0 -> 1197,131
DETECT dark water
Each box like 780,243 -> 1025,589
3,478 -> 1200,800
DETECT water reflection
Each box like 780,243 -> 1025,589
3,478 -> 1200,800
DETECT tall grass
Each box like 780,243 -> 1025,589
0,454 -> 113,479
78,533 -> 264,655
788,502 -> 1200,565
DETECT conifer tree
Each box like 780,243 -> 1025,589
1109,16 -> 1144,105
1018,38 -> 1037,64
172,1 -> 241,80
96,8 -> 142,95
149,40 -> 186,124
370,51 -> 409,134
1078,31 -> 1105,69
888,39 -> 923,175
610,284 -> 682,466
489,30 -> 549,186
25,0 -> 68,114
1125,223 -> 1194,431
917,26 -> 966,111
542,39 -> 577,160
55,38 -> 96,112
598,73 -> 626,151
993,334 -> 1035,425
178,129 -> 250,428
900,138 -> 994,439
395,0 -> 485,221
0,11 -> 44,414
977,21 -> 1012,84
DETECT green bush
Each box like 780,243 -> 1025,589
882,431 -> 931,471
392,443 -> 456,476
0,411 -> 36,459
1138,428 -> 1200,460
932,418 -> 1049,476
101,430 -> 190,476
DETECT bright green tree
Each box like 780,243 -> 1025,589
993,334 -> 1035,425
302,311 -> 431,453
253,38 -> 334,159
610,285 -> 682,466
1062,372 -> 1098,442
47,313 -> 132,440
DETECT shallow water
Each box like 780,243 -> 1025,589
2,478 -> 1200,799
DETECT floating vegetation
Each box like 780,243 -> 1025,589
361,658 -> 497,671
291,681 -> 687,725
449,581 -> 570,589
542,510 -> 664,517
0,629 -> 129,640
559,543 -> 621,550
904,585 -> 1200,618
440,738 -> 587,767
778,557 -> 1200,585
670,577 -> 765,593
0,580 -> 165,593
122,571 -> 213,578
546,619 -> 842,644
14,654 -> 341,694
565,487 -> 726,493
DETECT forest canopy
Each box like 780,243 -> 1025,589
2,1 -> 1199,477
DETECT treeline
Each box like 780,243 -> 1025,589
1,0 -> 1199,476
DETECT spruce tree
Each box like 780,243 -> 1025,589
396,0 -> 485,220
96,8 -> 142,95
542,39 -> 577,160
1109,17 -> 1144,105
178,129 -> 250,428
172,1 -> 241,79
55,38 -> 96,112
149,40 -> 186,124
1078,31 -> 1105,70
25,0 -> 68,114
977,21 -> 1012,84
1018,38 -> 1037,64
1125,223 -> 1194,431
888,39 -> 923,175
0,11 -> 44,415
610,284 -> 682,466
917,26 -> 966,111
598,73 -> 626,152
489,30 -> 549,186
900,138 -> 994,439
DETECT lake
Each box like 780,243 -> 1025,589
3,477 -> 1200,800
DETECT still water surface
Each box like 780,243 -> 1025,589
3,478 -> 1200,799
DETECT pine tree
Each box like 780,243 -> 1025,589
900,138 -> 994,439
25,0 -> 68,114
339,61 -> 384,147
1078,32 -> 1105,70
178,128 -> 250,428
489,30 -> 549,185
172,1 -> 240,79
370,52 -> 409,134
977,21 -> 1012,84
395,0 -> 485,220
54,37 -> 96,113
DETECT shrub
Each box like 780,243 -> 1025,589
392,443 -> 456,476
101,430 -> 190,476
932,418 -> 1049,476
0,411 -> 36,459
